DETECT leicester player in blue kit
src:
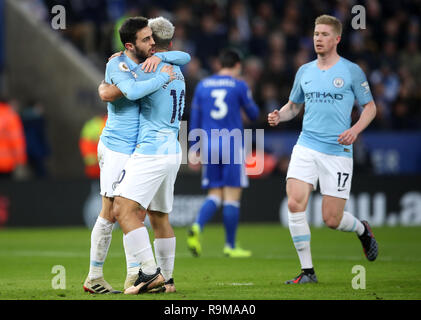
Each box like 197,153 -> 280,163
268,15 -> 378,284
84,16 -> 190,294
187,49 -> 259,258
99,17 -> 187,294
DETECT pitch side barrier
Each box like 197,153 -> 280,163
0,175 -> 420,227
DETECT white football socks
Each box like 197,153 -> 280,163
124,227 -> 157,275
337,211 -> 365,236
154,237 -> 176,281
88,216 -> 114,280
288,211 -> 313,269
123,234 -> 140,277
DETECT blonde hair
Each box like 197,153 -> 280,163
148,16 -> 174,48
315,14 -> 342,36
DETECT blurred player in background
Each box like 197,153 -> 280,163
187,48 -> 259,258
99,16 -> 188,294
268,15 -> 378,284
84,16 -> 190,294
0,97 -> 27,180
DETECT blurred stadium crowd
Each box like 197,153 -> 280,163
1,0 -> 420,179
35,0 -> 421,130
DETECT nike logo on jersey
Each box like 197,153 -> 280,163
304,80 -> 312,84
337,188 -> 346,192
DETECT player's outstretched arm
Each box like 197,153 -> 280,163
267,100 -> 303,126
154,51 -> 191,66
142,52 -> 191,73
338,100 -> 376,145
118,65 -> 175,101
100,65 -> 175,102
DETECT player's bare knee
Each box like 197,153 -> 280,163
323,215 -> 340,229
288,198 -> 306,213
100,207 -> 116,223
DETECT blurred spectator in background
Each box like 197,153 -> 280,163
20,100 -> 51,178
352,135 -> 373,174
79,114 -> 107,179
183,56 -> 208,121
35,0 -> 421,171
193,13 -> 227,70
0,195 -> 9,228
370,63 -> 400,126
38,1 -> 421,132
0,97 -> 28,180
391,98 -> 419,130
245,149 -> 278,178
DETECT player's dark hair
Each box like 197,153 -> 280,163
119,17 -> 149,46
219,49 -> 242,68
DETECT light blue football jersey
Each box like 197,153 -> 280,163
289,57 -> 373,158
134,62 -> 186,155
100,51 -> 190,155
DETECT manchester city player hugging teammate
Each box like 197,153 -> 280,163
84,16 -> 190,295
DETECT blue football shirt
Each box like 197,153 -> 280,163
189,75 -> 259,163
100,52 -> 190,155
134,62 -> 186,155
190,75 -> 259,134
289,57 -> 373,158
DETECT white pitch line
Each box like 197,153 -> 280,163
0,250 -> 419,262
216,282 -> 254,286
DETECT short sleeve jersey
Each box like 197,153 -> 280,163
289,57 -> 373,158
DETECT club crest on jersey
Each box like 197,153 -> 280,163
119,62 -> 130,72
333,77 -> 344,88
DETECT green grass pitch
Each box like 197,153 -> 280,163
0,224 -> 420,300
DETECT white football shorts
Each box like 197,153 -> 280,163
113,152 -> 182,213
97,140 -> 130,197
286,144 -> 353,199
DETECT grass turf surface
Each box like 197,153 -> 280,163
0,224 -> 420,300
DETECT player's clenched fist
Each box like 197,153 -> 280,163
268,109 -> 281,126
161,65 -> 176,81
338,128 -> 358,145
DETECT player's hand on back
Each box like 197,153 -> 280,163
142,55 -> 162,73
161,65 -> 176,82
108,51 -> 123,61
268,109 -> 281,127
338,128 -> 358,145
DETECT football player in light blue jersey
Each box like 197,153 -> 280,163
133,63 -> 185,156
99,52 -> 174,155
268,15 -> 378,284
99,17 -> 187,294
84,16 -> 190,294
